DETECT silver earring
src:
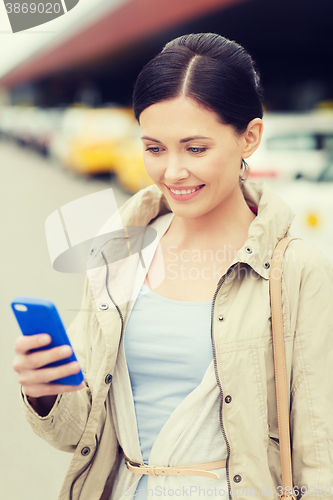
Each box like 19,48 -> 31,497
239,159 -> 249,181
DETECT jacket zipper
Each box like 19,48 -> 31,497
68,251 -> 124,500
104,253 -> 236,498
70,252 -> 234,498
69,435 -> 99,500
211,265 -> 236,500
101,251 -> 125,353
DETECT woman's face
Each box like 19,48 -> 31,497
140,96 -> 261,220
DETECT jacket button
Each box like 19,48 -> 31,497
263,262 -> 270,269
233,475 -> 242,483
99,303 -> 109,311
225,395 -> 232,403
105,374 -> 113,384
245,247 -> 252,254
218,316 -> 224,321
81,447 -> 91,456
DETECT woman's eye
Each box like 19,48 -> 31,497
146,146 -> 162,154
188,147 -> 206,154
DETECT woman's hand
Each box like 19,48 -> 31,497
13,333 -> 85,412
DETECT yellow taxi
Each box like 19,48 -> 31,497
112,131 -> 154,193
50,107 -> 139,175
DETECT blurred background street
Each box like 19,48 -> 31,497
1,0 -> 333,498
0,139 -> 130,500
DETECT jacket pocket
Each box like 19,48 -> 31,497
269,434 -> 280,448
267,433 -> 281,492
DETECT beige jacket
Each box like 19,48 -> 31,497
22,181 -> 333,500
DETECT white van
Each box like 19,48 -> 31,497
248,112 -> 333,181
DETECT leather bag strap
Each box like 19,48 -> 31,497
270,236 -> 301,500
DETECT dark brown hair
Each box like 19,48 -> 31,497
133,33 -> 263,134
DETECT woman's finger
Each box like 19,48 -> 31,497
13,344 -> 73,373
18,360 -> 81,386
14,334 -> 51,354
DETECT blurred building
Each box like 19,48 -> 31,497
0,0 -> 332,110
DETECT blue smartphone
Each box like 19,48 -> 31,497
11,297 -> 84,386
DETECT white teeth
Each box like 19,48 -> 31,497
170,186 -> 202,195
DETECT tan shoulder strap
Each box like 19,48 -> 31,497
270,236 -> 301,500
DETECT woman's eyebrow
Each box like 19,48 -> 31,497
180,136 -> 212,143
141,136 -> 162,143
141,135 -> 212,143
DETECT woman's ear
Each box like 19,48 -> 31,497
242,118 -> 263,159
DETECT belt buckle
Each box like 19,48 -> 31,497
125,458 -> 142,469
126,458 -> 150,471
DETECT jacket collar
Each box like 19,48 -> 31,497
87,179 -> 295,313
237,181 -> 295,279
117,180 -> 295,280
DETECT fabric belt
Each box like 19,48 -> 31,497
124,453 -> 226,480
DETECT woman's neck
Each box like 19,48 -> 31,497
167,186 -> 256,250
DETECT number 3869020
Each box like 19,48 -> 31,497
5,3 -> 62,14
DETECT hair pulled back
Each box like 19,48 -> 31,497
133,33 -> 263,134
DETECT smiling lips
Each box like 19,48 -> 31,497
165,184 -> 205,201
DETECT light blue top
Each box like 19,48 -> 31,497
124,283 -> 213,499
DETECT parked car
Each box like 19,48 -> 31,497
49,107 -> 138,174
248,112 -> 333,181
0,105 -> 30,141
0,105 -> 14,138
264,158 -> 333,263
11,106 -> 39,146
112,131 -> 154,193
28,107 -> 65,155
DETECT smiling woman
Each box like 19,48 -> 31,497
14,33 -> 333,500
134,32 -> 264,301
139,96 -> 262,219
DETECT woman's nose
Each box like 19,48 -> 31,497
163,155 -> 189,181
